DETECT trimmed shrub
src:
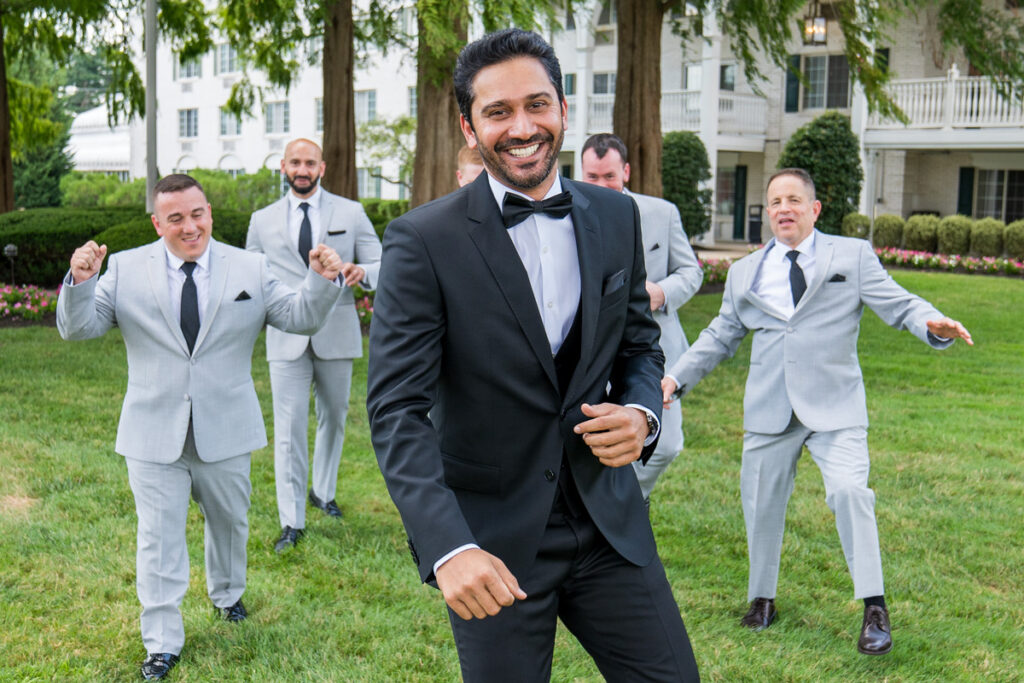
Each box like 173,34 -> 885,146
938,215 -> 972,255
841,213 -> 870,239
1005,219 -> 1024,261
662,131 -> 712,238
0,207 -> 144,286
904,214 -> 940,253
872,214 -> 904,249
360,199 -> 410,239
777,111 -> 863,235
970,217 -> 1005,257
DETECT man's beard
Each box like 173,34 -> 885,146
477,128 -> 564,192
286,172 -> 320,194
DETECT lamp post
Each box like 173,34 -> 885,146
3,243 -> 16,284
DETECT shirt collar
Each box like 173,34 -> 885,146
769,230 -> 816,262
288,185 -> 322,212
487,172 -> 564,211
164,241 -> 212,273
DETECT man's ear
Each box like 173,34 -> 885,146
623,163 -> 631,185
460,115 -> 477,147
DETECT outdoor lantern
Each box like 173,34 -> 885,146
803,1 -> 827,45
4,243 -> 16,284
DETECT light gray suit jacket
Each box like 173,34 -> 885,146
246,190 -> 382,362
669,231 -> 951,435
626,189 -> 703,367
57,239 -> 341,463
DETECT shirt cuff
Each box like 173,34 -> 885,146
926,331 -> 955,348
433,543 -> 480,576
626,403 -> 660,446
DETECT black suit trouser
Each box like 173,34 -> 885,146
447,500 -> 700,682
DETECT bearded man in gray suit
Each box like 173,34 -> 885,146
58,174 -> 343,680
663,168 -> 972,656
581,133 -> 703,502
246,138 -> 382,553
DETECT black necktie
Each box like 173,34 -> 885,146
180,262 -> 200,354
501,191 -> 573,228
786,250 -> 806,306
298,201 -> 312,266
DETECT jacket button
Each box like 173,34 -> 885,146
544,469 -> 556,482
183,393 -> 190,402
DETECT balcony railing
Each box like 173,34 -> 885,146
574,90 -> 766,136
867,65 -> 1024,129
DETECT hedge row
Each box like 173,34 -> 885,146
0,200 -> 409,287
841,213 -> 1024,260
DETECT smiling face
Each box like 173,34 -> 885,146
766,173 -> 821,248
581,147 -> 630,192
460,56 -> 567,200
281,139 -> 326,198
151,185 -> 212,262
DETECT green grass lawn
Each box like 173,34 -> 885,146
0,270 -> 1021,681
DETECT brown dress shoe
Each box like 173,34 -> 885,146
857,605 -> 893,655
740,597 -> 777,631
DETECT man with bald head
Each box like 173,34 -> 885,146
247,137 -> 382,552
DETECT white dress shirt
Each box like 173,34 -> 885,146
753,232 -> 817,320
164,244 -> 212,326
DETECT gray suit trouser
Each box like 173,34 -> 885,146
270,344 -> 353,529
633,399 -> 683,500
125,426 -> 251,654
741,416 -> 884,601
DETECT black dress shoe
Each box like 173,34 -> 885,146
858,604 -> 893,655
141,652 -> 179,680
309,490 -> 343,518
740,597 -> 777,631
216,598 -> 247,622
274,525 -> 305,553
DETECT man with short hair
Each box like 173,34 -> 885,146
58,174 -> 343,679
456,144 -> 485,187
368,29 -> 699,681
247,138 -> 381,553
663,167 -> 972,656
581,133 -> 703,501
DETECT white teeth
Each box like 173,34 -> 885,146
508,144 -> 540,158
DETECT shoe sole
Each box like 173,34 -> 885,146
858,643 -> 893,655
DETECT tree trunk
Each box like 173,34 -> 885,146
614,1 -> 665,197
0,17 -> 15,214
322,0 -> 358,199
410,10 -> 464,208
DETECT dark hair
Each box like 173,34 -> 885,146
582,134 -> 629,164
767,167 -> 816,201
153,173 -> 205,201
453,28 -> 564,126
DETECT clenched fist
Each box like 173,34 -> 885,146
70,241 -> 108,285
308,244 -> 343,281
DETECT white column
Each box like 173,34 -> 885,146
571,2 -> 596,179
696,11 -> 721,246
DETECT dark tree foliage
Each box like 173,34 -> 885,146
661,131 -> 711,239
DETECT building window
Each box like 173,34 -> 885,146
597,0 -> 616,25
720,64 -> 736,91
358,167 -> 382,199
976,169 -> 1024,223
563,73 -> 576,96
265,101 -> 290,134
355,89 -> 377,124
220,109 -> 241,136
316,98 -> 324,132
215,44 -> 239,75
794,54 -> 850,110
408,86 -> 417,118
175,55 -> 202,80
683,64 -> 701,91
593,72 -> 616,95
178,109 -> 198,138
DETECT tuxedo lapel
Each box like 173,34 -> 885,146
194,240 -> 228,353
742,241 -> 788,321
465,176 -> 559,393
318,192 -> 335,242
146,241 -> 190,354
564,181 -> 599,404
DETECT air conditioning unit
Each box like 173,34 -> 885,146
181,82 -> 192,93
181,142 -> 194,152
223,140 -> 236,151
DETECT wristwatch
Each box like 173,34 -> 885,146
644,411 -> 658,438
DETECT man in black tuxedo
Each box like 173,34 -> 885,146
367,28 -> 700,681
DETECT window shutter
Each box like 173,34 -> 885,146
785,55 -> 800,113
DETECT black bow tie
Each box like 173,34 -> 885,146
501,191 -> 573,228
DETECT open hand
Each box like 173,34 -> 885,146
339,262 -> 366,288
645,281 -> 665,311
70,240 -> 107,284
926,317 -> 973,346
661,377 -> 679,406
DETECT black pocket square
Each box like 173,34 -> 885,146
602,269 -> 627,295
650,242 -> 661,252
327,229 -> 347,235
828,273 -> 846,283
234,291 -> 252,301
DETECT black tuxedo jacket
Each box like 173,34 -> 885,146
367,173 -> 665,585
